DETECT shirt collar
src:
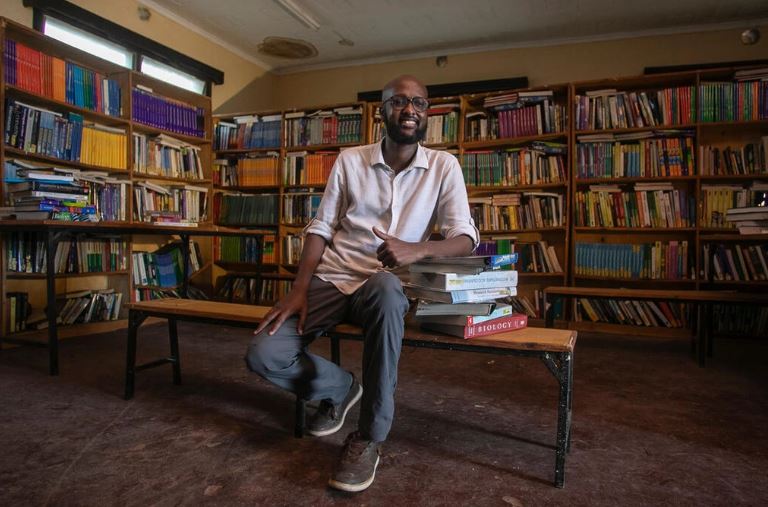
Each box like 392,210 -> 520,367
370,139 -> 429,171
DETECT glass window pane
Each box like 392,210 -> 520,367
43,16 -> 133,69
140,56 -> 206,94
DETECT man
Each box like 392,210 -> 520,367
247,75 -> 478,492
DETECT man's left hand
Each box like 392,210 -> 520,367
372,227 -> 426,268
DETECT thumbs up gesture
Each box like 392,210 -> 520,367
372,227 -> 426,268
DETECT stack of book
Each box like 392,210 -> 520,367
726,204 -> 768,235
404,254 -> 527,339
4,159 -> 98,220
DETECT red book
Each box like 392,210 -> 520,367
420,313 -> 528,339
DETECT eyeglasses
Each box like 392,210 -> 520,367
384,94 -> 429,112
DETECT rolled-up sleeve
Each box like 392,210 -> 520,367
437,159 -> 480,248
302,158 -> 346,242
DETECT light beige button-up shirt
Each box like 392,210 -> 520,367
304,140 -> 479,295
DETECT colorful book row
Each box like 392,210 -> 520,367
574,186 -> 695,228
461,143 -> 567,186
575,241 -> 691,280
215,115 -> 281,150
4,40 -> 121,117
5,100 -> 126,169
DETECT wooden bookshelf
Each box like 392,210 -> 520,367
0,16 -> 216,349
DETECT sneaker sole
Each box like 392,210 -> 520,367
328,455 -> 380,492
307,383 -> 363,437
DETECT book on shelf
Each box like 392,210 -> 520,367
420,312 -> 528,339
408,253 -> 518,275
409,269 -> 518,291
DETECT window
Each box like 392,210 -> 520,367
43,16 -> 133,69
30,1 -> 223,97
140,56 -> 206,94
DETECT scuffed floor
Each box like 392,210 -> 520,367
1,322 -> 766,506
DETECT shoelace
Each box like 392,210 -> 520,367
342,433 -> 372,461
317,400 -> 338,419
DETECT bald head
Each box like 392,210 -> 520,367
382,75 -> 427,102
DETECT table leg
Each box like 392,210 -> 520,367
124,310 -> 146,400
168,318 -> 182,385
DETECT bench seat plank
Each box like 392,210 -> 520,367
126,300 -> 271,323
331,323 -> 576,352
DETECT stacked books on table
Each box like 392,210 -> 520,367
404,254 -> 528,339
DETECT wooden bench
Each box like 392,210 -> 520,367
542,286 -> 768,366
124,299 -> 577,488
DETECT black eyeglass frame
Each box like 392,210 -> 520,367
383,94 -> 430,112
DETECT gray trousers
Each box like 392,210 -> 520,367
245,272 -> 409,442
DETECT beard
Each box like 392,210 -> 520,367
384,115 -> 427,145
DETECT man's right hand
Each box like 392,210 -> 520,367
254,287 -> 309,336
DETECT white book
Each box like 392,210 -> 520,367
403,284 -> 517,303
409,270 -> 518,291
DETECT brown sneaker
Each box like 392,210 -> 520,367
328,431 -> 381,492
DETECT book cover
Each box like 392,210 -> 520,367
409,253 -> 518,274
403,284 -> 516,303
409,270 -> 518,291
416,303 -> 514,326
414,300 -> 498,317
420,313 -> 528,339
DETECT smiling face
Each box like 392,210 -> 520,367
381,76 -> 428,145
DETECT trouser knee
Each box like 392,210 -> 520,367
244,330 -> 296,377
362,272 -> 409,315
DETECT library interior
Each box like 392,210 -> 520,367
1,0 -> 767,504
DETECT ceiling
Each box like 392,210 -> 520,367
140,0 -> 768,74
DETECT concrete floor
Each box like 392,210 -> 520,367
1,322 -> 766,506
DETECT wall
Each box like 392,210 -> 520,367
269,25 -> 767,108
0,0 -> 274,111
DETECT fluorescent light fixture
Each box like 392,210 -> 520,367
274,0 -> 321,31
43,16 -> 133,68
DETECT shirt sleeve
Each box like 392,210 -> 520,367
302,156 -> 347,242
436,157 -> 480,248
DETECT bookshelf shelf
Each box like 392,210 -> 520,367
5,147 -> 130,173
699,174 -> 768,181
573,227 -> 696,233
5,84 -> 130,126
131,123 -> 211,145
518,272 -> 566,278
7,271 -> 129,279
462,132 -> 566,149
467,182 -> 568,191
132,174 -> 211,185
574,176 -> 697,184
285,141 -> 361,152
697,119 -> 768,129
215,148 -> 280,155
214,261 -> 278,270
213,185 -> 280,192
480,227 -> 567,234
574,123 -> 695,135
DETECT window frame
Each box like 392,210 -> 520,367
27,0 -> 223,97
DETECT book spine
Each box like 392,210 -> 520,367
465,314 -> 528,338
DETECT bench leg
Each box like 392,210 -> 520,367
124,310 -> 147,400
294,397 -> 306,438
330,335 -> 341,365
554,351 -> 572,488
168,318 -> 182,385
